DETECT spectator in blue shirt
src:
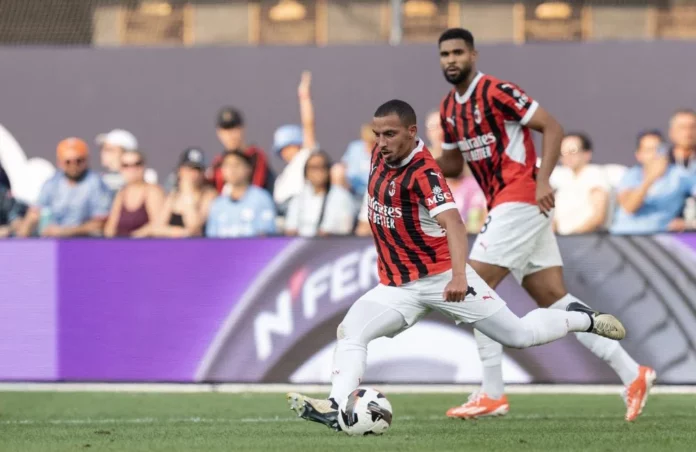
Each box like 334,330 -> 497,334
336,124 -> 374,200
16,138 -> 113,237
206,150 -> 276,238
668,109 -> 696,173
611,130 -> 696,234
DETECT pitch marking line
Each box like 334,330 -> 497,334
3,412 -> 696,426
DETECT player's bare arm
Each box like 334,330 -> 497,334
435,208 -> 469,302
525,106 -> 564,214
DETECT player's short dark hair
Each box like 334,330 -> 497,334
564,132 -> 593,152
636,129 -> 663,148
374,99 -> 417,127
438,28 -> 475,49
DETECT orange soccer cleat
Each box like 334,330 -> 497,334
623,366 -> 657,422
446,392 -> 510,419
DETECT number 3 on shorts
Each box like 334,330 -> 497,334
480,215 -> 492,234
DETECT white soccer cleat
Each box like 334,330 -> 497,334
566,302 -> 626,340
286,392 -> 341,431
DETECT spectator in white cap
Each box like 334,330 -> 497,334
97,129 -> 138,192
96,129 -> 157,192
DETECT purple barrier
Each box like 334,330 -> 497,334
2,234 -> 696,383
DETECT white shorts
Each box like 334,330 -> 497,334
360,266 -> 506,334
470,202 -> 563,282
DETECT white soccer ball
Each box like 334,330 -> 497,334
337,387 -> 393,436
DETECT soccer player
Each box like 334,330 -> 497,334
286,99 -> 625,431
435,28 -> 654,422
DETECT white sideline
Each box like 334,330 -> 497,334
1,383 -> 696,394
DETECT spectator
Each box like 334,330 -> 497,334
104,150 -> 165,238
273,71 -> 317,214
152,148 -> 216,238
611,130 -> 696,234
206,151 -> 276,238
96,128 -> 158,193
425,109 -> 444,160
355,191 -> 372,237
16,138 -> 112,237
550,133 -> 610,235
208,106 -> 275,194
284,150 -> 356,237
0,179 -> 27,238
96,128 -> 138,192
448,166 -> 487,232
668,109 -> 696,172
333,124 -> 374,202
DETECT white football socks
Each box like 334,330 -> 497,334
550,294 -> 640,385
474,328 -> 504,399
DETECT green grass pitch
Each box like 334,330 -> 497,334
1,392 -> 695,451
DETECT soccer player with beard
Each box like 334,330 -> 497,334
286,99 -> 626,431
435,28 -> 654,422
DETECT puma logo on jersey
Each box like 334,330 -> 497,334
428,171 -> 443,179
446,116 -> 456,127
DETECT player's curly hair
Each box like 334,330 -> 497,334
438,28 -> 475,48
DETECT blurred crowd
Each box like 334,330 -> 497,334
1,71 -> 695,239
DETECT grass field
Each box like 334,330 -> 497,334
2,391 -> 696,451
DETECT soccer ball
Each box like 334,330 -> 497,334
337,387 -> 393,436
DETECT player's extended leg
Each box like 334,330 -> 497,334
287,294 -> 408,431
522,266 -> 656,422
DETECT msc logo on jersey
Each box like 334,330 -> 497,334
426,185 -> 453,207
457,132 -> 496,162
388,180 -> 396,197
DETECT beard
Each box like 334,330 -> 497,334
443,66 -> 472,85
66,169 -> 88,182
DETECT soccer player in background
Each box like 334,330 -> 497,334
286,99 -> 625,431
435,28 -> 654,422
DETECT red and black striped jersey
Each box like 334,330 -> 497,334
440,72 -> 539,209
366,139 -> 457,286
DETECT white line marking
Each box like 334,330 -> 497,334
3,412 -> 694,427
1,383 -> 696,394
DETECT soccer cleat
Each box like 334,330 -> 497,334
286,392 -> 341,431
566,302 -> 626,340
445,392 -> 509,419
623,366 -> 657,422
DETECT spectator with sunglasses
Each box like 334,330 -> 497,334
104,150 -> 165,238
284,150 -> 356,237
16,137 -> 112,237
152,147 -> 216,238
